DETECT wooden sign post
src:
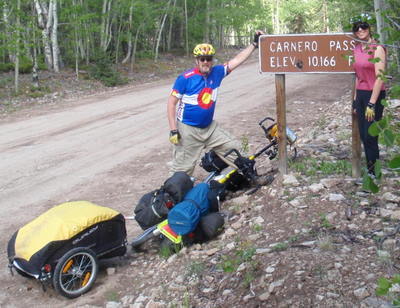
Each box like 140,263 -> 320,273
259,33 -> 360,176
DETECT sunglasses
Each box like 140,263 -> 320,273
198,56 -> 213,62
353,22 -> 369,32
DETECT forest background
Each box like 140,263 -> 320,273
0,0 -> 399,187
0,0 -> 398,90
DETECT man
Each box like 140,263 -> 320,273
167,31 -> 263,176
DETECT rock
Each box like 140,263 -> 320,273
360,297 -> 392,308
327,292 -> 340,298
222,289 -> 232,296
289,199 -> 301,207
265,266 -> 275,273
243,294 -> 255,302
230,195 -> 250,205
390,211 -> 400,220
256,248 -> 271,254
145,300 -> 166,308
300,241 -> 316,247
329,193 -> 345,202
377,250 -> 391,258
269,279 -> 285,293
253,216 -> 265,224
224,228 -> 236,236
383,192 -> 400,203
325,212 -> 337,223
382,239 -> 396,250
282,174 -> 299,186
135,295 -> 148,304
226,242 -> 235,250
353,287 -> 370,299
106,267 -> 116,275
309,183 -> 324,192
248,234 -> 260,241
321,178 -> 340,188
237,263 -> 247,272
202,288 -> 213,293
205,248 -> 219,256
121,295 -> 135,306
167,254 -> 178,263
106,302 -> 122,308
380,208 -> 393,218
259,291 -> 270,301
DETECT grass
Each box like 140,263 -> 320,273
290,157 -> 352,178
218,241 -> 256,273
185,261 -> 206,279
317,234 -> 335,251
252,224 -> 263,232
104,290 -> 119,302
271,242 -> 289,252
319,213 -> 334,229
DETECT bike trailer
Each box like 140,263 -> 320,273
7,201 -> 127,298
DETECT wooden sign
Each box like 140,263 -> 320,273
259,33 -> 355,73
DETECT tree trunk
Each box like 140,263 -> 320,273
31,20 -> 40,88
50,0 -> 59,72
100,0 -> 113,52
204,0 -> 210,42
122,0 -> 134,64
374,0 -> 388,43
322,0 -> 330,33
154,0 -> 171,62
34,0 -> 53,69
167,0 -> 177,51
14,0 -> 21,93
130,23 -> 142,73
184,0 -> 189,57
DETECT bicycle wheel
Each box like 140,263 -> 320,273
288,145 -> 297,161
131,225 -> 158,248
53,247 -> 98,299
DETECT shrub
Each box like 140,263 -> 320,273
88,52 -> 127,87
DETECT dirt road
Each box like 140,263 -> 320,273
0,62 -> 352,306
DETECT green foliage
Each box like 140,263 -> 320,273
376,275 -> 400,305
290,157 -> 352,177
0,63 -> 14,73
271,242 -> 289,252
185,261 -> 205,279
218,241 -> 256,273
88,52 -> 127,87
319,213 -> 334,229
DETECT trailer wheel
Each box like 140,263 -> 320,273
53,247 -> 98,298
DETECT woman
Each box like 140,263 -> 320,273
352,20 -> 386,176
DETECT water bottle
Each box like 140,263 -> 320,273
286,127 -> 297,145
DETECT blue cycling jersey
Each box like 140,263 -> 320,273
171,64 -> 229,128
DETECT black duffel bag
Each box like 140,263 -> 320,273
134,172 -> 193,230
199,212 -> 225,240
163,171 -> 193,203
134,189 -> 174,230
200,150 -> 229,173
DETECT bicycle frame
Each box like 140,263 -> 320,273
131,117 -> 297,249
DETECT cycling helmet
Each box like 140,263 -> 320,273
193,44 -> 216,57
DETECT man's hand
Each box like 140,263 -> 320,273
252,30 -> 263,48
365,102 -> 375,121
169,130 -> 180,145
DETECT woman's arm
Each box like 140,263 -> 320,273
369,45 -> 386,104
